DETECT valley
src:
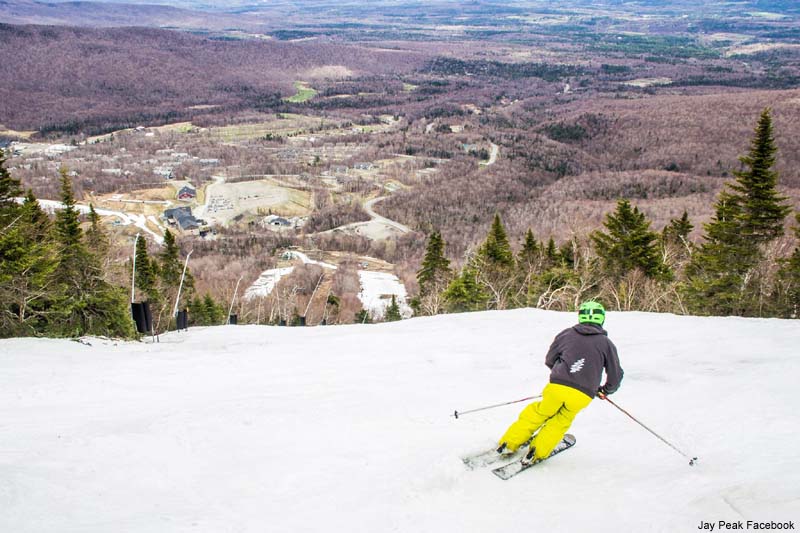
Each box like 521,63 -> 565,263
2,0 -> 799,324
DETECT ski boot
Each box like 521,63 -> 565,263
496,442 -> 515,457
521,447 -> 540,466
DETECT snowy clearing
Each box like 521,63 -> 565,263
357,270 -> 412,319
623,77 -> 673,88
243,266 -> 296,300
244,252 -> 337,300
1,309 -> 798,532
243,252 -> 408,316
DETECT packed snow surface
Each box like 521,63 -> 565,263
357,270 -> 412,319
1,309 -> 799,532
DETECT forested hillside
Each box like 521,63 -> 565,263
0,24 -> 425,135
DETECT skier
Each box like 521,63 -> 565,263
497,301 -> 623,464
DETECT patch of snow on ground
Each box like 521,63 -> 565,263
244,266 -> 296,299
357,270 -> 412,319
244,252 -> 337,300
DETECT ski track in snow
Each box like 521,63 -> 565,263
1,310 -> 799,532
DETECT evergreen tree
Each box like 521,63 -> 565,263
544,237 -> 561,268
86,284 -> 138,338
478,213 -> 514,268
158,230 -> 183,289
591,199 -> 669,280
0,149 -> 21,213
662,210 -> 694,268
517,229 -> 540,269
50,168 -> 92,335
684,192 -> 757,316
416,231 -> 451,304
53,169 -> 85,279
559,240 -> 577,270
384,295 -> 402,322
203,293 -> 223,325
17,192 -> 57,324
133,234 -> 160,302
187,294 -> 224,326
354,308 -> 372,324
663,210 -> 693,246
22,191 -> 49,233
515,229 -> 542,307
85,204 -> 109,261
728,109 -> 792,245
417,231 -> 451,288
187,295 -> 206,326
684,110 -> 791,316
443,267 -> 489,312
0,188 -> 57,336
156,229 -> 194,330
323,293 -> 340,324
50,169 -> 133,337
0,151 -> 25,334
472,213 -> 517,309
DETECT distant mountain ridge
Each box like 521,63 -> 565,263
0,0 -> 251,29
0,22 -> 425,133
3,0 -> 796,34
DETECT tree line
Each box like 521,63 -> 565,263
0,152 -> 232,339
1,108 -> 797,339
0,158 -> 136,338
413,109 -> 799,319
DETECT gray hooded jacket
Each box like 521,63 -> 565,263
545,323 -> 623,399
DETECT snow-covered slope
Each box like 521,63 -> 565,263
357,270 -> 413,319
244,253 -> 412,318
1,309 -> 798,532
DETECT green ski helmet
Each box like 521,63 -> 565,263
578,301 -> 605,326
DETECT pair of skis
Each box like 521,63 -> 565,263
462,434 -> 576,480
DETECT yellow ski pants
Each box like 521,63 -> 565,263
499,382 -> 592,460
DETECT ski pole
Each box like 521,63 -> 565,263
452,395 -> 541,419
601,396 -> 698,466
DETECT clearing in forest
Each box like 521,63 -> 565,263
284,81 -> 318,103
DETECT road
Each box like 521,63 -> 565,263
481,142 -> 499,167
364,196 -> 411,234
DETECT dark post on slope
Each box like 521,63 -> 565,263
602,395 -> 698,466
131,301 -> 152,334
452,395 -> 542,419
176,309 -> 189,331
